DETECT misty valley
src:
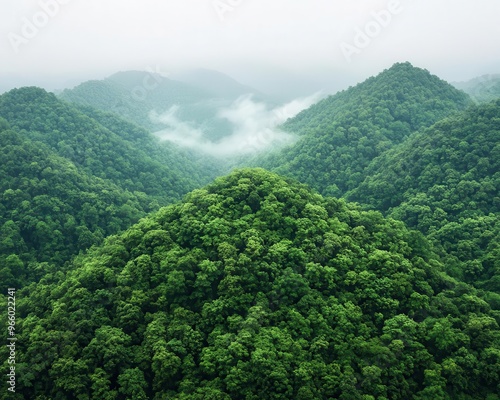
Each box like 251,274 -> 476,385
1,62 -> 500,399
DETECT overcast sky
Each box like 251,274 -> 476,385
1,0 -> 500,96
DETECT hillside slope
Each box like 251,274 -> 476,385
347,100 -> 500,290
257,62 -> 473,196
59,71 -> 213,131
7,169 -> 500,399
0,122 -> 154,289
59,71 -> 241,141
0,88 -> 222,290
0,87 -> 215,202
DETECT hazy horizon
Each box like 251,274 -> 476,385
1,0 -> 499,98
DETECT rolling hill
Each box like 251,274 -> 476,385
0,87 -> 221,290
0,121 -> 153,289
347,100 -> 500,291
6,168 -> 500,399
256,62 -> 473,196
59,71 -> 213,131
0,87 -> 217,200
59,70 -> 270,142
170,68 -> 269,102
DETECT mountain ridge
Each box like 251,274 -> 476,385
347,99 -> 500,290
254,62 -> 473,196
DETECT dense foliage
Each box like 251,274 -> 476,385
0,87 -> 216,200
257,63 -> 473,196
5,169 -> 500,399
347,100 -> 500,293
1,62 -> 499,399
0,122 -> 152,290
0,89 -> 220,290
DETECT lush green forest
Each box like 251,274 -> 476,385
347,101 -> 500,293
0,88 -> 221,291
0,119 -> 157,291
3,169 -> 500,399
0,87 -> 219,199
1,62 -> 499,399
256,62 -> 473,196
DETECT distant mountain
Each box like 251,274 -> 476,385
170,68 -> 270,102
11,168 -> 500,399
59,71 -> 213,131
453,74 -> 500,103
347,100 -> 500,290
256,62 -> 474,196
59,70 -> 271,142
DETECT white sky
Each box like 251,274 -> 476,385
1,0 -> 500,95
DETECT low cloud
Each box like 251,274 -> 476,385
151,93 -> 323,157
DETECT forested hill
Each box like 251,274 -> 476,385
6,168 -> 500,399
59,71 -> 213,131
0,87 -> 217,200
70,103 -> 223,179
58,71 -> 244,141
0,121 -> 153,290
0,87 -> 221,290
257,62 -> 473,196
347,100 -> 500,291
